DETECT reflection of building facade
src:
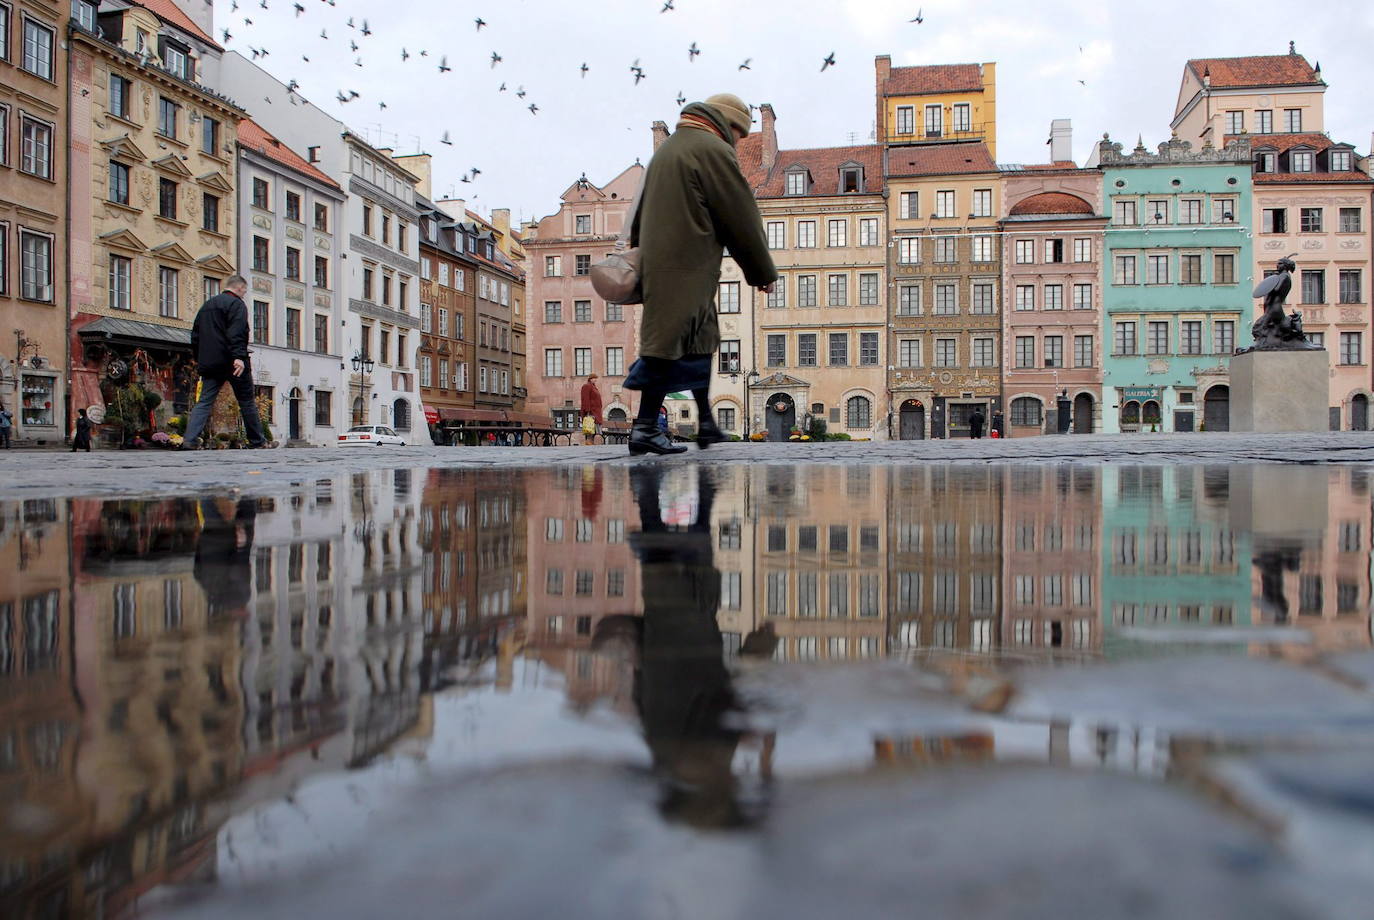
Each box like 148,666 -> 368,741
999,123 -> 1107,436
1000,466 -> 1102,656
887,466 -> 1003,652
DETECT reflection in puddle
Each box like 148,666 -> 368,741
0,464 -> 1370,915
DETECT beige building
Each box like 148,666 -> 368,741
1171,49 -> 1327,148
68,3 -> 243,426
737,105 -> 887,440
0,0 -> 65,444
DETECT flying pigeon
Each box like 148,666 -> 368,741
438,55 -> 450,73
461,175 -> 471,183
633,70 -> 646,85
580,62 -> 589,77
440,131 -> 453,145
471,167 -> 481,177
491,52 -> 502,68
676,91 -> 686,106
293,3 -> 304,15
221,28 -> 232,42
498,82 -> 506,92
348,89 -> 359,98
286,78 -> 299,91
243,16 -> 253,24
350,39 -> 358,51
661,0 -> 674,10
336,90 -> 348,103
401,48 -> 410,60
475,17 -> 486,30
347,16 -> 354,28
302,54 -> 310,62
528,103 -> 538,114
258,0 -> 267,7
909,7 -> 923,23
354,57 -> 363,67
688,42 -> 699,61
319,28 -> 327,38
230,0 -> 237,10
821,52 -> 835,72
378,100 -> 387,109
360,20 -> 371,36
738,58 -> 751,70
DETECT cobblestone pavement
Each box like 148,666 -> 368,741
4,430 -> 1374,499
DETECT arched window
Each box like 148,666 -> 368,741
607,407 -> 628,423
846,395 -> 872,429
1010,396 -> 1043,426
393,398 -> 411,430
1142,400 -> 1162,425
1121,401 -> 1141,425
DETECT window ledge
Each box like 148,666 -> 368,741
157,133 -> 189,150
105,199 -> 141,216
199,227 -> 230,241
154,215 -> 188,229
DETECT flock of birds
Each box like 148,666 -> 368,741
221,1 -> 934,191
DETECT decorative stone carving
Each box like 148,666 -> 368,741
286,286 -> 305,303
1301,239 -> 1324,250
1095,132 -> 1252,166
252,214 -> 272,230
286,226 -> 304,241
1339,239 -> 1363,250
142,88 -> 152,120
314,292 -> 331,308
1146,359 -> 1170,375
1263,240 -> 1286,251
137,171 -> 154,206
315,235 -> 331,250
252,277 -> 273,293
1340,307 -> 1362,323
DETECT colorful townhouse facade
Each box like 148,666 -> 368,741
740,104 -> 888,441
999,120 -> 1107,436
67,2 -> 242,432
1,0 -> 66,444
417,196 -> 478,437
1095,134 -> 1253,434
235,117 -> 346,445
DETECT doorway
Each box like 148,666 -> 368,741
1353,394 -> 1369,431
765,393 -> 795,441
1204,386 -> 1230,432
899,399 -> 925,440
1073,393 -> 1094,434
287,387 -> 302,441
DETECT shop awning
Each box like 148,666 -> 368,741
422,404 -> 440,425
78,316 -> 191,349
438,407 -> 508,423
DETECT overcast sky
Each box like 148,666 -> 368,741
213,0 -> 1374,224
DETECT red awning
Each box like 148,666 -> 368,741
423,404 -> 440,425
438,407 -> 508,423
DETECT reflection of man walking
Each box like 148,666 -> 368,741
181,274 -> 268,449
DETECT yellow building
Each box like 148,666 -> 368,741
68,5 -> 244,422
875,57 -> 997,158
739,105 -> 888,440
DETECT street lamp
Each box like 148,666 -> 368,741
351,350 -> 375,426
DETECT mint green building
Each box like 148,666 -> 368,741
1094,136 -> 1253,433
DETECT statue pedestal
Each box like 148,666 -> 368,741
1230,349 -> 1329,433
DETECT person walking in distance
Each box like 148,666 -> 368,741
72,408 -> 93,452
181,274 -> 269,449
580,373 -> 603,445
0,405 -> 11,449
622,93 -> 778,456
969,407 -> 986,440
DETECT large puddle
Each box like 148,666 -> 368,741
3,463 -> 1372,918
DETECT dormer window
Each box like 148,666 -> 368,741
1256,152 -> 1276,174
840,166 -> 863,194
785,170 -> 808,196
1290,150 -> 1314,173
575,214 -> 592,234
1329,149 -> 1353,172
160,36 -> 192,81
72,0 -> 99,32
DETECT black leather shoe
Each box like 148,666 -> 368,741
696,418 -> 728,448
629,421 -> 687,456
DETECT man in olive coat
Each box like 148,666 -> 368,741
625,94 -> 777,455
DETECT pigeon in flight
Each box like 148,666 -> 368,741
420,49 -> 428,57
350,39 -> 358,51
360,19 -> 371,36
438,55 -> 450,73
821,52 -> 835,72
347,16 -> 354,28
336,90 -> 349,103
440,131 -> 453,145
401,48 -> 409,60
498,82 -> 507,92
348,90 -> 359,98
491,52 -> 502,68
528,103 -> 539,114
286,78 -> 299,91
461,175 -> 471,183
301,54 -> 310,62
661,0 -> 674,10
354,56 -> 363,67
243,16 -> 252,24
738,58 -> 751,70
230,0 -> 237,10
378,101 -> 387,109
471,167 -> 481,177
516,85 -> 526,98
634,69 -> 646,85
676,91 -> 686,106
221,28 -> 231,42
319,28 -> 327,39
580,62 -> 589,77
258,0 -> 266,7
293,2 -> 304,15
909,7 -> 923,22
688,42 -> 699,61
475,17 -> 486,30
263,95 -> 272,104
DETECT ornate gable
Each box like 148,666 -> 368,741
149,241 -> 195,263
99,134 -> 149,162
151,154 -> 195,178
196,171 -> 234,192
195,254 -> 236,273
99,228 -> 149,252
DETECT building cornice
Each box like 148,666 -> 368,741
240,147 -> 346,201
348,234 -> 420,275
69,24 -> 245,118
347,176 -> 420,221
348,298 -> 421,329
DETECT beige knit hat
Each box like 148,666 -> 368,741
705,93 -> 751,137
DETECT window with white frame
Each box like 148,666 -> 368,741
543,301 -> 562,323
1146,254 -> 1169,285
1073,238 -> 1092,262
1074,334 -> 1093,367
108,254 -> 131,310
1225,110 -> 1244,134
1044,336 -> 1063,367
895,106 -> 914,135
953,103 -> 972,132
1114,321 -> 1137,355
1211,198 -> 1236,223
797,220 -> 816,247
1113,199 -> 1138,225
1255,109 -> 1273,133
1291,150 -> 1314,172
858,273 -> 879,305
1181,253 -> 1203,285
1044,284 -> 1064,310
575,213 -> 592,234
898,338 -> 921,367
970,281 -> 994,314
934,236 -> 956,263
1015,336 -> 1035,368
18,230 -> 51,301
797,274 -> 817,307
971,235 -> 993,262
1180,321 -> 1203,355
1015,239 -> 1034,264
898,191 -> 919,220
924,103 -> 942,136
827,274 -> 848,306
785,170 -> 807,195
1113,254 -> 1138,285
766,221 -> 785,249
157,266 -> 179,317
1341,331 -> 1362,365
897,237 -> 920,264
797,333 -> 816,366
897,284 -> 920,316
1213,320 -> 1235,354
21,17 -> 53,79
767,279 -> 786,308
420,355 -> 433,387
767,334 -> 785,367
1339,208 -> 1362,233
574,347 -> 592,376
1147,321 -> 1169,355
19,115 -> 51,178
1073,283 -> 1092,310
544,348 -> 563,376
1283,108 -> 1302,132
1330,149 -> 1353,172
1300,207 -> 1323,232
858,218 -> 879,246
717,281 -> 740,313
827,219 -> 847,247
1179,198 -> 1201,223
1014,285 -> 1035,311
971,337 -> 994,367
606,346 -> 624,376
933,283 -> 957,314
934,338 -> 956,367
935,190 -> 956,218
544,255 -> 561,276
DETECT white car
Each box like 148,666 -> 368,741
337,425 -> 407,447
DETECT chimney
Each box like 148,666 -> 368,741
391,152 -> 432,200
436,197 -> 467,219
759,103 -> 779,171
651,120 -> 670,151
1049,118 -> 1072,163
875,55 -> 891,143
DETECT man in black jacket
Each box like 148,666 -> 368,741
181,274 -> 268,449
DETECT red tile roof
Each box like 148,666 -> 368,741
1224,132 -> 1371,183
749,144 -> 883,198
886,142 -> 997,178
236,119 -> 339,188
736,134 -> 764,180
1256,172 -> 1373,185
1234,132 -> 1340,153
1188,54 -> 1319,89
129,0 -> 222,51
1020,161 -> 1080,171
883,63 -> 983,96
1008,191 -> 1095,216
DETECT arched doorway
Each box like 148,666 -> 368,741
352,396 -> 365,427
1121,400 -> 1141,431
1142,400 -> 1162,431
899,399 -> 925,440
1073,393 -> 1094,434
393,398 -> 411,432
1204,385 -> 1230,432
1353,394 -> 1369,431
287,387 -> 303,441
607,407 -> 628,424
765,393 -> 795,441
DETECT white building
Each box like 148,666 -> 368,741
219,53 -> 423,436
235,118 -> 347,445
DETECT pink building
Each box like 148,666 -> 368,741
524,165 -> 644,429
999,122 -> 1107,435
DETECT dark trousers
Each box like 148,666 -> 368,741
183,370 -> 267,447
